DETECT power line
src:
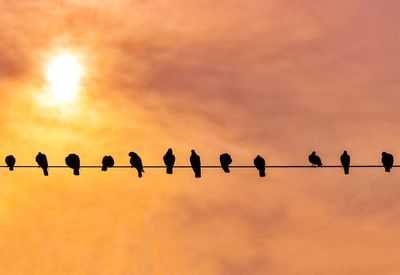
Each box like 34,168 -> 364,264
0,165 -> 393,168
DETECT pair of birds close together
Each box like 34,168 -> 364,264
308,151 -> 395,174
4,153 -> 49,175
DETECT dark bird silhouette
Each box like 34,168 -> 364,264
190,150 -> 201,178
340,151 -> 350,175
35,152 -> 49,176
254,155 -> 266,177
101,155 -> 114,171
219,153 -> 232,173
309,151 -> 322,167
129,152 -> 144,178
163,148 -> 175,174
381,152 -> 394,172
65,154 -> 80,176
5,155 -> 15,171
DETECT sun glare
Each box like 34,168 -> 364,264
46,53 -> 83,102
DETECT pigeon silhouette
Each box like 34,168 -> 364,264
102,155 -> 114,171
129,152 -> 144,178
381,152 -> 394,172
190,150 -> 201,178
254,155 -> 266,177
340,151 -> 350,175
309,151 -> 322,167
65,154 -> 80,176
219,153 -> 232,173
5,155 -> 16,171
163,148 -> 175,174
35,152 -> 49,176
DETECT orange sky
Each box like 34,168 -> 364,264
1,1 -> 400,274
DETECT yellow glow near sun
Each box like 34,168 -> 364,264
46,53 -> 83,102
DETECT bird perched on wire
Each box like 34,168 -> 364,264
35,152 -> 49,176
340,151 -> 350,175
163,148 -> 175,174
381,152 -> 394,172
101,155 -> 114,171
5,155 -> 16,171
65,154 -> 80,176
190,150 -> 201,178
254,155 -> 266,177
129,152 -> 144,178
219,153 -> 232,173
309,151 -> 322,167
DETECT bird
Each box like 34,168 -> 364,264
65,154 -> 80,176
190,150 -> 201,178
35,152 -> 49,176
309,151 -> 322,167
219,153 -> 232,173
163,148 -> 175,174
5,155 -> 16,171
129,152 -> 144,178
254,155 -> 266,177
340,151 -> 350,175
101,155 -> 114,171
381,152 -> 394,172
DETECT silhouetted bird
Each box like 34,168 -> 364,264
129,152 -> 144,178
219,153 -> 232,173
340,151 -> 350,175
5,155 -> 15,171
190,150 -> 201,178
254,155 -> 266,177
309,151 -> 322,167
35,152 -> 49,176
163,148 -> 175,174
102,155 -> 114,171
65,154 -> 80,176
381,152 -> 394,172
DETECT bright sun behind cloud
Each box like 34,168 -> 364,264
46,53 -> 83,102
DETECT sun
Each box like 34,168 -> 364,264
46,53 -> 83,102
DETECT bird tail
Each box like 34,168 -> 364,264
102,165 -> 107,171
259,169 -> 266,177
195,170 -> 201,178
43,168 -> 49,176
166,166 -> 173,174
344,167 -> 349,175
9,167 -> 13,171
73,168 -> 80,176
385,166 -> 391,172
138,169 -> 143,178
222,166 -> 230,173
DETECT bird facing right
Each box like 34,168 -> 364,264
219,153 -> 232,173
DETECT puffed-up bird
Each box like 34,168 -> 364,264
381,152 -> 394,172
190,150 -> 201,178
340,151 -> 350,175
5,155 -> 16,171
219,153 -> 232,173
65,154 -> 80,176
163,148 -> 175,174
309,151 -> 322,167
102,155 -> 114,171
129,152 -> 144,178
36,152 -> 49,176
254,155 -> 266,177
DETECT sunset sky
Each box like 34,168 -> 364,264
1,1 -> 400,274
